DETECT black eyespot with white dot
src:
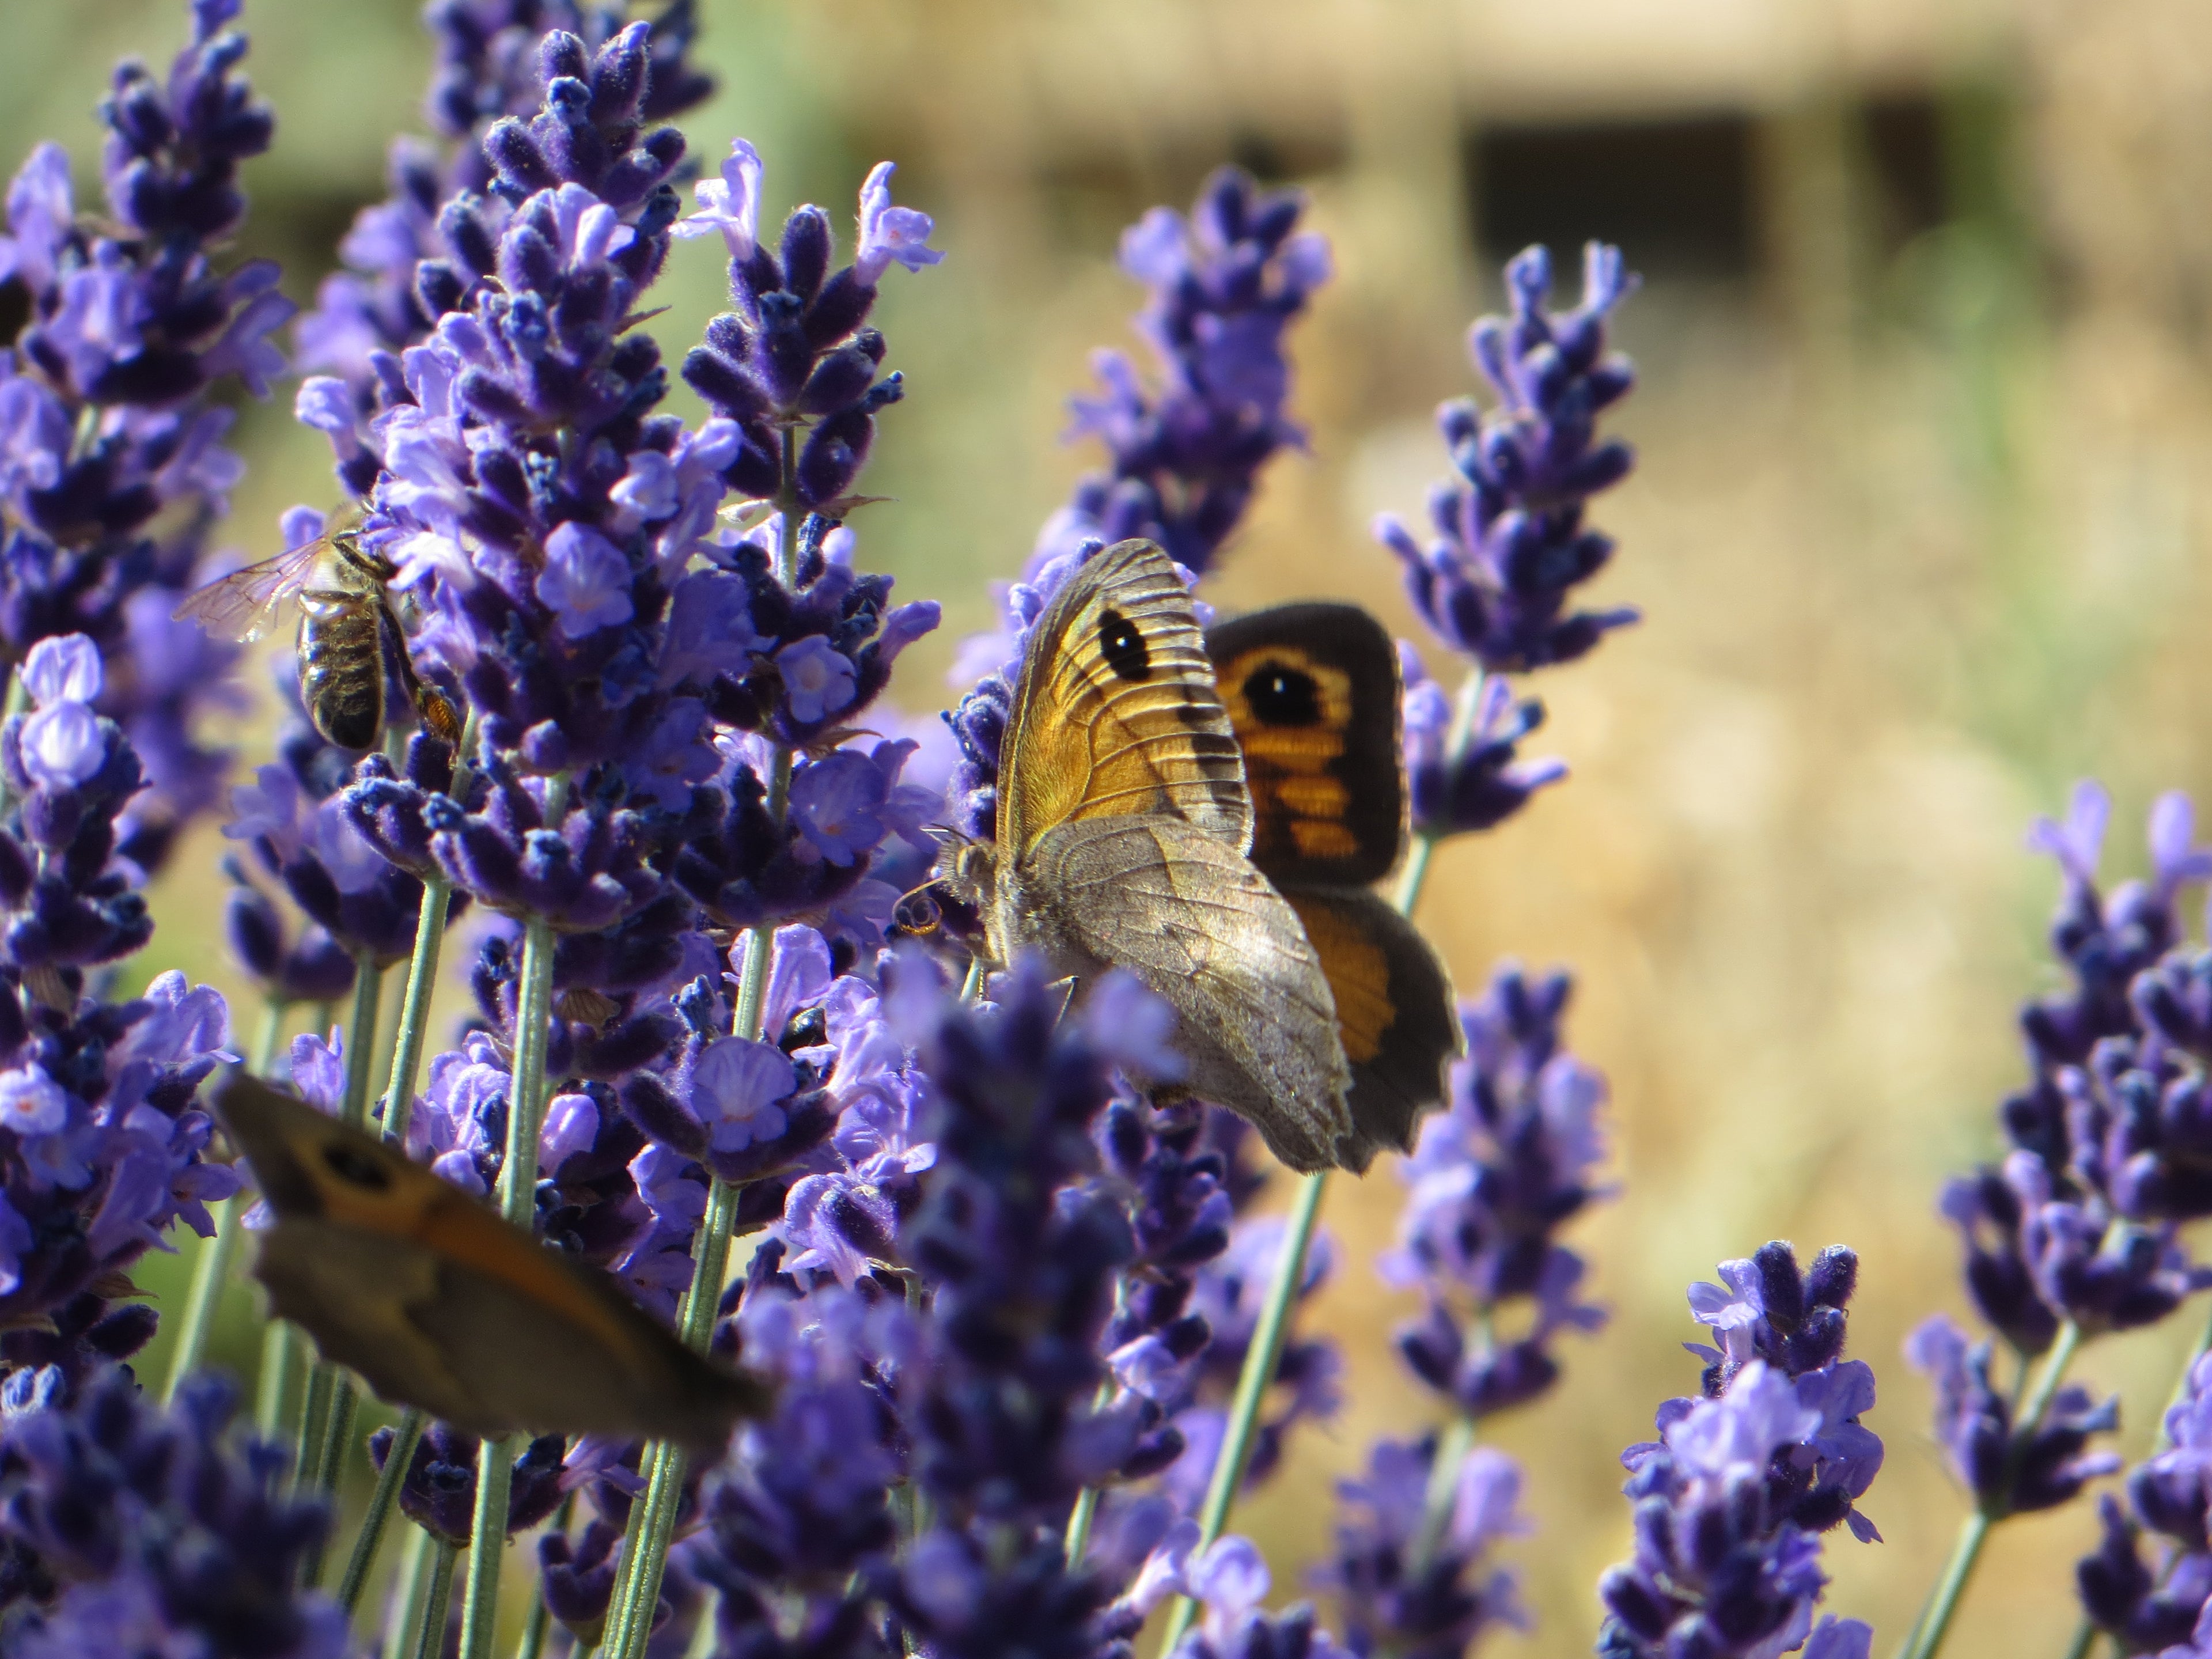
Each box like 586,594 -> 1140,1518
321,1141 -> 392,1191
1243,660 -> 1322,726
1098,608 -> 1151,681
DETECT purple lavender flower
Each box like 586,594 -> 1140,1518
0,0 -> 290,873
1937,784 -> 2212,1351
0,633 -> 236,1378
1399,650 -> 1566,839
1045,168 -> 1330,578
2075,1351 -> 2212,1650
1599,1354 -> 1878,1659
1312,1438 -> 1529,1659
942,171 -> 1328,840
0,1366 -> 342,1655
675,139 -> 941,510
1382,965 -> 1609,1421
1377,243 -> 1638,677
1161,1536 -> 1352,1659
295,0 -> 715,494
1904,1314 -> 2118,1516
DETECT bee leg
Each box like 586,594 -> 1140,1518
379,604 -> 464,747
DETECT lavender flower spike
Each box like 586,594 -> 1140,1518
1599,1244 -> 1883,1658
1378,241 -> 1639,676
0,0 -> 289,873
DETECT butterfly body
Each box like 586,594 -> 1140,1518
217,1076 -> 770,1451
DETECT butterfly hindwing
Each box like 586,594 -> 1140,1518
1014,814 -> 1356,1173
999,539 -> 1250,855
1207,603 -> 1405,887
217,1076 -> 770,1450
1282,887 -> 1460,1161
1209,603 -> 1461,1148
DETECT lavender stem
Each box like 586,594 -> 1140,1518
1158,669 -> 1477,1652
382,1523 -> 434,1659
459,793 -> 568,1659
384,709 -> 483,1148
338,1408 -> 425,1618
162,999 -> 285,1404
1898,1319 -> 2083,1659
602,437 -> 805,1659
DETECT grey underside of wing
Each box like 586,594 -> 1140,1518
255,1219 -> 751,1445
1015,816 -> 1351,1171
252,1218 -> 497,1433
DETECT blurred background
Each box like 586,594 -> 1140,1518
9,1 -> 2212,1653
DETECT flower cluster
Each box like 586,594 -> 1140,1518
296,0 -> 715,495
0,637 -> 236,1381
942,168 -> 1330,843
1597,1244 -> 1880,1659
1919,783 -> 2212,1522
0,1365 -> 340,1657
2077,1351 -> 2212,1653
1383,965 -> 1610,1421
1380,243 -> 1637,841
1043,167 -> 1330,578
1312,1438 -> 1530,1659
225,661 -> 459,989
0,0 -> 286,873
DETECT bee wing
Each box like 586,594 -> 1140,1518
173,543 -> 323,643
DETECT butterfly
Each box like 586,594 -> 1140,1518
921,538 -> 1456,1173
215,1075 -> 770,1451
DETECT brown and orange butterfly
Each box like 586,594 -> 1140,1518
216,1075 -> 769,1450
922,538 -> 1457,1172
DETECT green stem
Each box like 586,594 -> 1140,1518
603,442 -> 803,1659
293,1362 -> 334,1502
457,819 -> 566,1659
1156,1168 -> 1327,1653
1896,1320 -> 2082,1659
297,952 -> 387,1532
384,1524 -> 433,1659
339,1408 -> 426,1616
411,1540 -> 460,1659
301,1381 -> 359,1586
385,709 -> 482,1148
1408,1412 -> 1475,1575
513,1493 -> 572,1659
1155,671 -> 1476,1654
163,1002 -> 285,1405
0,670 -> 28,821
257,1318 -> 298,1442
1063,1486 -> 1101,1570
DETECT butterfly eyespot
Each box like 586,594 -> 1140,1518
1097,608 -> 1151,681
1244,660 -> 1323,726
319,1141 -> 393,1192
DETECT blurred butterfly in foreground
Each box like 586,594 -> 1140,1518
174,506 -> 463,753
906,537 -> 1456,1173
215,1075 -> 770,1451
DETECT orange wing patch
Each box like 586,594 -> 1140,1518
1206,605 -> 1404,888
1285,890 -> 1393,1064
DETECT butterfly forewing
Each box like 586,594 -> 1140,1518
1001,539 -> 1250,855
215,1075 -> 770,1450
1207,603 -> 1407,887
1017,814 -> 1355,1172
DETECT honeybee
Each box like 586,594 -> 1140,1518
176,509 -> 462,752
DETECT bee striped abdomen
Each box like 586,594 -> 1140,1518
297,587 -> 386,751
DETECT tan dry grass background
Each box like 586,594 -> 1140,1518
16,1 -> 2212,1652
